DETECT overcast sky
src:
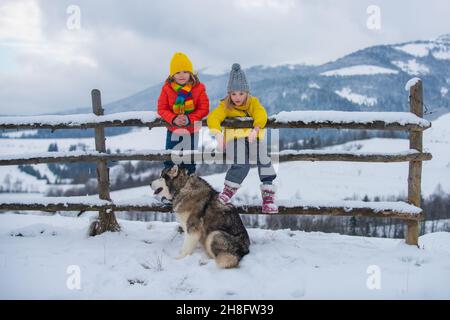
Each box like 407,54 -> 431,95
0,0 -> 449,115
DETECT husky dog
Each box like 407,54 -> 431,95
150,165 -> 250,268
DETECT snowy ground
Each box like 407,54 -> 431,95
0,213 -> 449,299
1,113 -> 449,299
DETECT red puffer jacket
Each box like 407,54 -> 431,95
157,81 -> 210,133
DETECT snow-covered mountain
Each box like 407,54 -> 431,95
6,34 -> 448,140
66,34 -> 450,118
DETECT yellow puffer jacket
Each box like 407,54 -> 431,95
207,96 -> 268,142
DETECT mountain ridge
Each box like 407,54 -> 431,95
63,33 -> 450,120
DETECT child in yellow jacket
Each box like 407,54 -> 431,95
207,63 -> 278,214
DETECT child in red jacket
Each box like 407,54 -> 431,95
157,52 -> 210,175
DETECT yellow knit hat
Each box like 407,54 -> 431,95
170,52 -> 194,76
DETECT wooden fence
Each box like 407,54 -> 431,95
0,80 -> 431,245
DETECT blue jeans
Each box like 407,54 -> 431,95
225,137 -> 277,185
164,130 -> 199,175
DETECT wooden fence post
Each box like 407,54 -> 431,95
89,89 -> 120,236
406,80 -> 423,246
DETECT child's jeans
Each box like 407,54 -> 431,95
224,137 -> 277,185
164,129 -> 199,175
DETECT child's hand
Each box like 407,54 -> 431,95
173,115 -> 188,127
215,133 -> 226,152
248,127 -> 260,143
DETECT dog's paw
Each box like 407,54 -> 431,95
176,253 -> 188,260
198,257 -> 210,266
176,249 -> 196,259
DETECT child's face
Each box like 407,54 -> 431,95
173,71 -> 190,85
230,91 -> 248,106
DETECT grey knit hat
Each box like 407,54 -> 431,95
227,63 -> 250,93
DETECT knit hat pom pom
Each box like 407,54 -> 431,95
227,63 -> 249,93
231,63 -> 241,71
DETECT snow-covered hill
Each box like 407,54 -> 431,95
1,112 -> 448,200
0,213 -> 449,299
0,126 -> 167,193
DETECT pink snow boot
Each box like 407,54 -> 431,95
218,180 -> 240,204
261,184 -> 278,214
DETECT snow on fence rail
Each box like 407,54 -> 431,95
0,111 -> 430,131
0,196 -> 423,221
0,81 -> 431,245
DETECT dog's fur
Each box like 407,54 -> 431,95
150,166 -> 250,268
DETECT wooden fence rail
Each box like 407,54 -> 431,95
0,150 -> 432,166
0,199 -> 423,221
0,80 -> 431,245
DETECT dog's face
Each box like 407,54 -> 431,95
150,165 -> 189,200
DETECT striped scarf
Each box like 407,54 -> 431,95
171,82 -> 194,114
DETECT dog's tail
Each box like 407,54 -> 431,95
205,231 -> 248,269
216,253 -> 239,269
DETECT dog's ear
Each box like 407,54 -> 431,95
167,165 -> 179,178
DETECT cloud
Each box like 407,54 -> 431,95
0,0 -> 96,67
0,0 -> 449,115
0,0 -> 42,43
